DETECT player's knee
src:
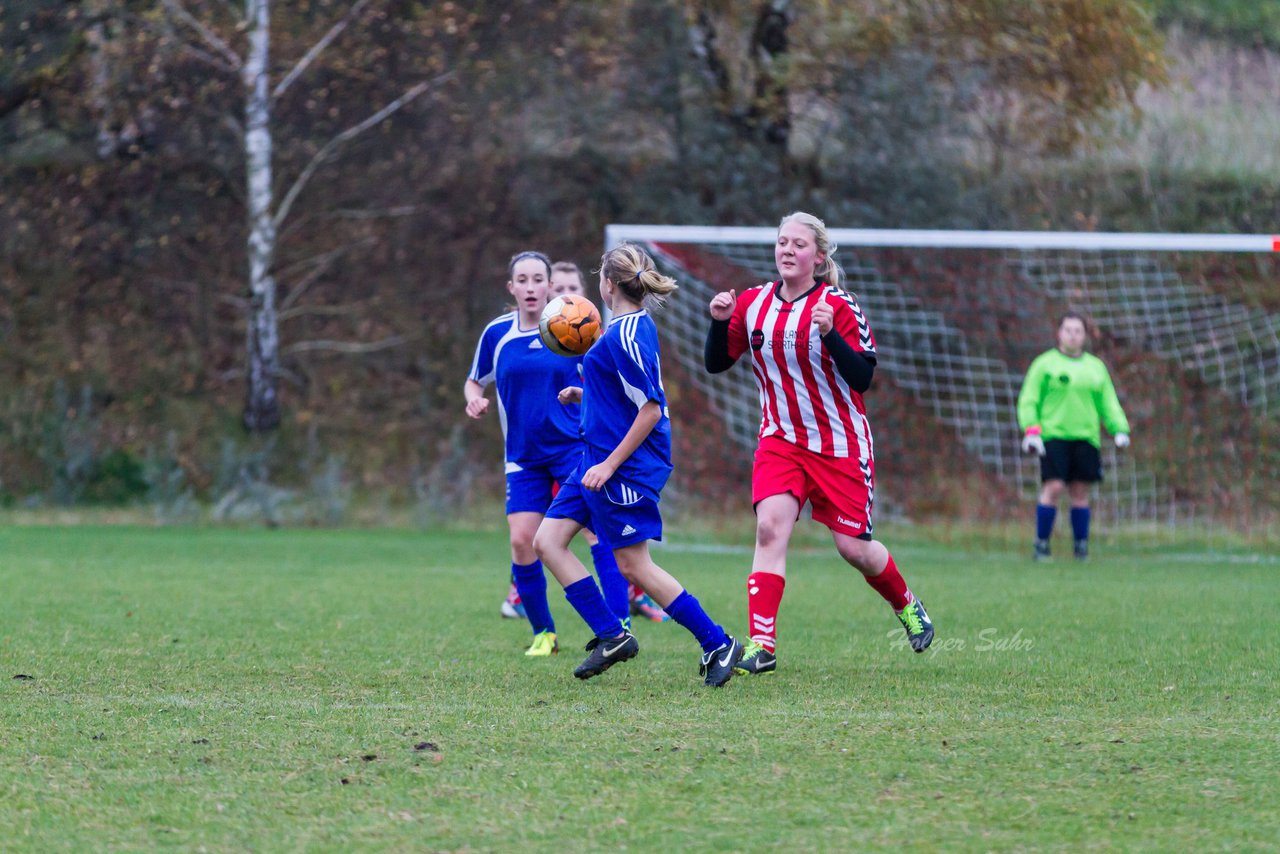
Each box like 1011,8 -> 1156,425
836,539 -> 872,569
755,517 -> 788,550
613,553 -> 642,583
531,527 -> 558,562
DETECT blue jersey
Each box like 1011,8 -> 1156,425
468,312 -> 583,470
579,309 -> 673,501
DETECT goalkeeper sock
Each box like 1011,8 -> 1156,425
1036,504 -> 1057,542
1070,506 -> 1091,543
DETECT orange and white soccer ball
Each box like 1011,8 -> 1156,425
539,294 -> 602,357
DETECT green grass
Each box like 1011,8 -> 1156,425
1151,0 -> 1280,50
2,524 -> 1277,851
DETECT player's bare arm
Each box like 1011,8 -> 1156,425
580,400 -> 662,491
463,378 -> 490,419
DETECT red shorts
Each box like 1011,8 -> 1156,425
752,436 -> 875,538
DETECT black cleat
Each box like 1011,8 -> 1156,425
699,635 -> 743,687
1033,539 -> 1051,561
896,598 -> 934,653
733,642 -> 777,675
1073,539 -> 1088,560
573,631 -> 638,680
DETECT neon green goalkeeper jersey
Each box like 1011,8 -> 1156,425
1017,349 -> 1130,448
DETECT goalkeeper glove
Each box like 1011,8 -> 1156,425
1021,427 -> 1046,456
1114,433 -> 1130,449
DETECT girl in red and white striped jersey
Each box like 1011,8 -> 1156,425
704,212 -> 935,674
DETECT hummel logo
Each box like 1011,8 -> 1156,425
620,524 -> 637,537
836,515 -> 863,530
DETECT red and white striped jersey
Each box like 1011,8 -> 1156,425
727,281 -> 877,459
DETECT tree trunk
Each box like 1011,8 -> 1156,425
85,0 -> 118,158
242,0 -> 281,432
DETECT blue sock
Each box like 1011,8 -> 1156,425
513,561 -> 555,636
564,577 -> 625,639
591,542 -> 630,623
1036,504 -> 1057,542
664,590 -> 729,654
1070,506 -> 1091,542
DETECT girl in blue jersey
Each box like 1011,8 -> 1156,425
464,250 -> 629,657
533,243 -> 743,687
552,259 -> 671,624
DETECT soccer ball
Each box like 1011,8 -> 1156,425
539,294 -> 602,357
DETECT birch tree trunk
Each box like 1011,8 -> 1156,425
242,0 -> 281,432
160,0 -> 439,431
85,0 -> 119,159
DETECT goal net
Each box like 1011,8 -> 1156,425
606,225 -> 1280,531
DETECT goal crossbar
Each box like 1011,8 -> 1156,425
606,225 -> 1280,253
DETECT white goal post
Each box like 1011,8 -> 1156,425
605,225 -> 1280,529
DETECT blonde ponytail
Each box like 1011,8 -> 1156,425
600,243 -> 678,307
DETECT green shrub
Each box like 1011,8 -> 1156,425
1151,0 -> 1280,50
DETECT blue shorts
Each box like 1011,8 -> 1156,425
545,477 -> 662,549
504,455 -> 580,515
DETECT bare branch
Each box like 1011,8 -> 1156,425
150,277 -> 201,294
161,0 -> 242,70
211,0 -> 243,21
279,303 -> 371,321
275,237 -> 376,281
221,112 -> 244,141
273,0 -> 372,101
273,71 -> 454,229
283,335 -> 412,356
279,261 -> 340,312
277,237 -> 378,310
178,42 -> 240,74
324,205 -> 424,220
149,277 -> 245,311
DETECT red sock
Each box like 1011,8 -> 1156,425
747,571 -> 786,653
864,554 -> 912,612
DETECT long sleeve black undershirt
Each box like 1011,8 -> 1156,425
705,318 -> 875,391
821,328 -> 875,393
704,318 -> 734,373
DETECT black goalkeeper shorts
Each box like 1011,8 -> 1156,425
1041,439 -> 1103,484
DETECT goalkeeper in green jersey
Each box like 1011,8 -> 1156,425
1016,313 -> 1131,561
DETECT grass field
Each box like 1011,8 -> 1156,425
2,523 -> 1277,852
